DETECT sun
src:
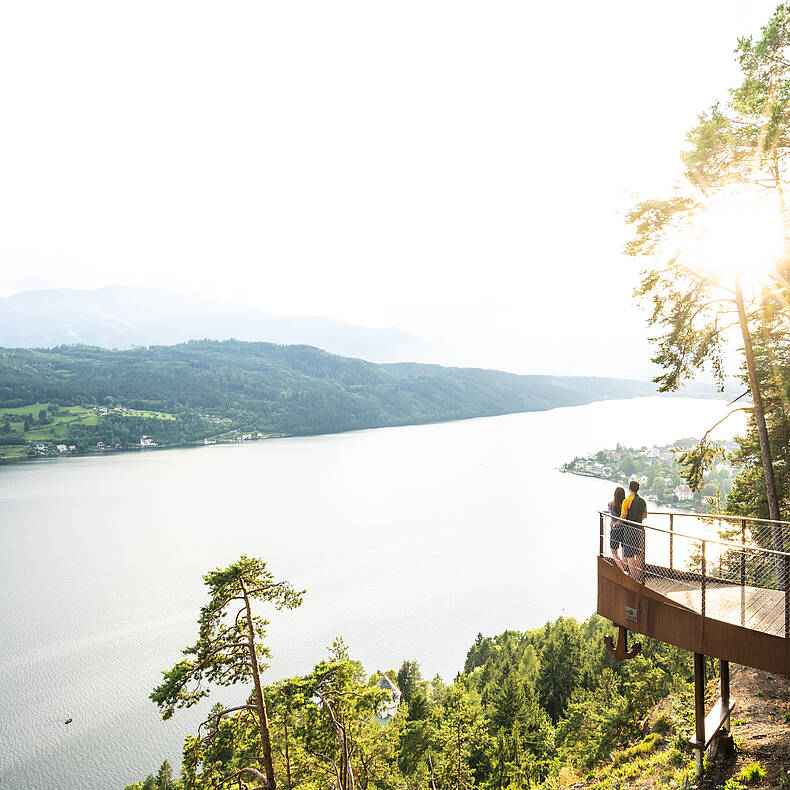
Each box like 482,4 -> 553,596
684,184 -> 787,288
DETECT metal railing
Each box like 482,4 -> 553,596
599,510 -> 790,639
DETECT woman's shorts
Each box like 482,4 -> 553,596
610,523 -> 625,551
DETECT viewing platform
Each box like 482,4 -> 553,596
597,510 -> 790,672
597,510 -> 790,772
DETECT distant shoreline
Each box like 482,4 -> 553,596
560,468 -> 707,515
0,394 -> 733,473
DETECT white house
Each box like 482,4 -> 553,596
675,484 -> 694,501
140,436 -> 158,448
375,676 -> 401,723
56,444 -> 68,454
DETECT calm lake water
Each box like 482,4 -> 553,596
0,396 -> 743,790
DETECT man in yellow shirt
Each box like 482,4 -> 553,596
621,480 -> 648,581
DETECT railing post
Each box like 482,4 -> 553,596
701,541 -> 706,620
741,520 -> 746,626
785,580 -> 789,639
599,512 -> 604,557
669,513 -> 674,570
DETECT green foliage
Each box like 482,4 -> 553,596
134,613 -> 695,789
739,761 -> 767,784
610,733 -> 661,766
156,761 -> 174,790
536,618 -> 583,723
651,712 -> 673,734
719,778 -> 747,790
150,557 -> 304,790
396,660 -> 422,704
151,556 -> 303,719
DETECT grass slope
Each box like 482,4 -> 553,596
560,665 -> 790,790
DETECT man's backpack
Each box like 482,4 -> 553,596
627,494 -> 647,523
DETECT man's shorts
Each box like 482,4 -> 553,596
622,524 -> 645,558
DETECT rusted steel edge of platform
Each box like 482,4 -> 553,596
597,557 -> 790,675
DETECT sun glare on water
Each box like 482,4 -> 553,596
683,185 -> 786,288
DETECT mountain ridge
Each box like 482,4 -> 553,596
0,339 -> 695,456
0,285 -> 438,363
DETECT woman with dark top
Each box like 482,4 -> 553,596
608,486 -> 627,573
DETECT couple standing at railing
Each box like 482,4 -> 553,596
609,480 -> 648,582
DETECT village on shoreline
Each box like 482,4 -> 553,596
0,401 -> 285,462
562,438 -> 737,512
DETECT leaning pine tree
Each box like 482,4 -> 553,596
151,556 -> 304,789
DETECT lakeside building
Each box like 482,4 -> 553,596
674,483 -> 694,501
375,675 -> 401,724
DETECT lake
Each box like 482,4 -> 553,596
0,396 -> 744,789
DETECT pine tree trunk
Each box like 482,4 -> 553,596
242,580 -> 277,790
284,713 -> 292,790
735,276 -> 786,587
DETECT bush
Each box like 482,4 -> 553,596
718,779 -> 746,790
652,712 -> 673,734
739,761 -> 767,784
610,733 -> 660,766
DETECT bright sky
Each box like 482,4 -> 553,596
0,1 -> 781,377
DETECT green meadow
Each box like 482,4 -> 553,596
0,403 -> 176,460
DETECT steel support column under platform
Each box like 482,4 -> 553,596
694,652 -> 705,776
689,654 -> 736,777
721,659 -> 730,733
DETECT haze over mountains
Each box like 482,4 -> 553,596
0,286 -> 454,364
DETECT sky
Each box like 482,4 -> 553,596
0,1 -> 783,378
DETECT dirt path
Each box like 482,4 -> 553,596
702,664 -> 790,788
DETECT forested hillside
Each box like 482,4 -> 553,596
126,612 -> 700,790
0,340 -> 664,455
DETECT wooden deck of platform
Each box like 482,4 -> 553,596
646,574 -> 789,638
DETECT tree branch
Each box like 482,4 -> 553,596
700,406 -> 755,443
196,705 -> 256,740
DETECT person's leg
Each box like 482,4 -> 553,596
626,553 -> 644,583
622,525 -> 638,577
625,527 -> 645,583
610,525 -> 627,572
